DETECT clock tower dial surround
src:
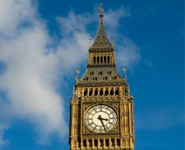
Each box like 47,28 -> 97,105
84,104 -> 118,133
69,4 -> 135,150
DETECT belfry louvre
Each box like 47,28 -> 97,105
69,4 -> 135,150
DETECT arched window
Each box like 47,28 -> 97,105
105,89 -> 108,96
115,88 -> 119,95
93,56 -> 96,64
111,139 -> 115,147
100,139 -> 103,147
104,56 -> 106,63
100,89 -> 103,96
89,139 -> 92,147
97,57 -> 99,63
83,139 -> 87,148
117,139 -> 120,147
89,89 -> 93,96
107,71 -> 111,75
90,71 -> 94,75
94,139 -> 98,147
98,71 -> 103,75
84,89 -> 87,96
108,56 -> 110,63
101,56 -> 103,63
94,89 -> 98,96
106,139 -> 109,147
104,76 -> 108,80
110,89 -> 114,95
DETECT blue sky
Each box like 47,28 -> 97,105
0,0 -> 184,150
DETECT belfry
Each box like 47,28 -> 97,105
69,4 -> 135,150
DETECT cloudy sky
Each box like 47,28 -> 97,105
0,0 -> 184,150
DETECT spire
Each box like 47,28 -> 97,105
91,4 -> 113,49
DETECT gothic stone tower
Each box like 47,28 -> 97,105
69,4 -> 135,150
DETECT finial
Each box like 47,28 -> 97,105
89,38 -> 92,48
122,66 -> 127,79
99,3 -> 104,17
111,35 -> 115,47
72,85 -> 76,98
75,68 -> 79,80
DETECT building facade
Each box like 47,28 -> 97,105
69,4 -> 135,150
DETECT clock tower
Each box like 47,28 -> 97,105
69,4 -> 135,150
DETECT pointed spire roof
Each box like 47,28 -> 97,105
91,4 -> 113,49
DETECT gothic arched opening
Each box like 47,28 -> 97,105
84,89 -> 87,96
104,56 -> 106,63
94,89 -> 98,96
94,139 -> 98,147
101,56 -> 103,64
89,139 -> 92,147
100,89 -> 103,96
93,56 -> 96,64
110,89 -> 114,95
117,138 -> 120,147
83,139 -> 87,148
105,89 -> 108,96
108,56 -> 110,63
106,139 -> 109,147
111,139 -> 115,147
89,89 -> 93,96
100,139 -> 103,147
97,56 -> 99,63
115,88 -> 119,95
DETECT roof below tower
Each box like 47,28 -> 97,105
76,67 -> 125,86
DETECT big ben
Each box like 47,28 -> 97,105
69,4 -> 135,150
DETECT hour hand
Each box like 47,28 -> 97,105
97,115 -> 102,120
97,115 -> 108,121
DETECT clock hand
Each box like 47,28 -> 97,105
98,115 -> 108,121
101,119 -> 107,132
101,118 -> 108,121
97,115 -> 107,132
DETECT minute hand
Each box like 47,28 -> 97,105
98,115 -> 107,132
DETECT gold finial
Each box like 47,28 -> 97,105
99,3 -> 104,17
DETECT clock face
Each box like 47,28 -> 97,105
85,105 -> 117,133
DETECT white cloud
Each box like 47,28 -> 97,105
0,0 -> 68,145
0,0 -> 36,36
104,6 -> 128,30
116,36 -> 140,69
0,0 -> 140,148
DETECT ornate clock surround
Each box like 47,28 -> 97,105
82,102 -> 120,135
